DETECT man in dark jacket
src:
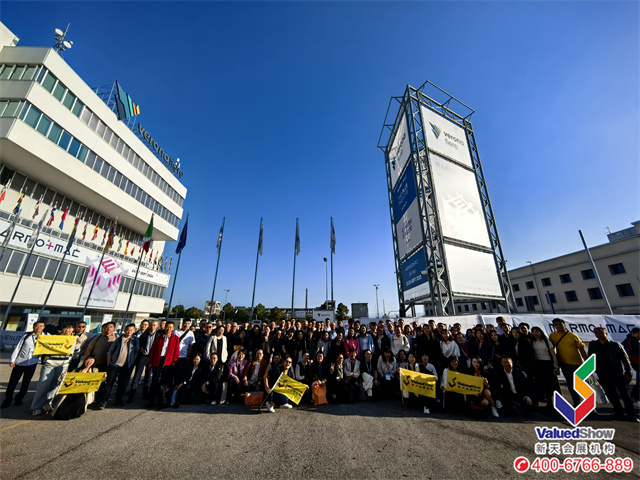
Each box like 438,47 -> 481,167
622,328 -> 639,402
496,356 -> 533,416
588,328 -> 638,422
127,320 -> 159,402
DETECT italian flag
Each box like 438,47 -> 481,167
142,215 -> 154,253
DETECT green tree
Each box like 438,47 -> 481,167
222,303 -> 235,321
269,306 -> 284,322
171,304 -> 186,318
184,306 -> 203,319
336,303 -> 350,321
254,303 -> 268,321
235,307 -> 250,323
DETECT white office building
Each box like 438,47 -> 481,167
0,23 -> 187,330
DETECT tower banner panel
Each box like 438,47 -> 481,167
401,249 -> 430,301
393,161 -> 421,259
421,106 -> 472,168
388,114 -> 411,189
429,153 -> 491,248
443,243 -> 502,297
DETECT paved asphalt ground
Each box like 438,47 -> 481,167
0,352 -> 638,480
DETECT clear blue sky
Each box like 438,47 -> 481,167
3,1 -> 638,315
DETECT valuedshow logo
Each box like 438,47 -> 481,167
553,354 -> 596,427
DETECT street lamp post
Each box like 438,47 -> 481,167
222,289 -> 230,322
373,284 -> 380,318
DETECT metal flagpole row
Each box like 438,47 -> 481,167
165,250 -> 182,324
167,213 -> 188,324
207,217 -> 224,322
291,218 -> 299,319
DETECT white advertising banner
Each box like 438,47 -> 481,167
0,218 -> 169,287
393,162 -> 421,259
313,310 -> 336,324
388,114 -> 411,189
26,314 -> 39,332
421,106 -> 472,168
430,153 -> 491,248
77,256 -> 126,309
444,243 -> 502,297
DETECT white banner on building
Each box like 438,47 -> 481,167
421,106 -> 472,168
388,114 -> 411,189
429,153 -> 491,248
444,243 -> 502,297
0,219 -> 169,287
77,256 -> 126,309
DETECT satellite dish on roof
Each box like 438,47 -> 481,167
54,28 -> 64,37
63,41 -> 72,49
53,24 -> 74,56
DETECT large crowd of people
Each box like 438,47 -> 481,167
2,315 -> 639,422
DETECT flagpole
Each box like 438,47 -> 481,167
250,218 -> 262,321
291,218 -> 298,320
124,251 -> 144,325
165,250 -> 182,324
207,217 -> 225,322
81,216 -> 116,317
330,251 -> 334,311
330,217 -> 335,311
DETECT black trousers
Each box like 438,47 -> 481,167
149,360 -> 173,405
598,372 -> 636,417
128,354 -> 150,396
98,365 -> 133,403
4,364 -> 38,403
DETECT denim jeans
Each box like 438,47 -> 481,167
31,363 -> 68,411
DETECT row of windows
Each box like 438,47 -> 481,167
0,63 -> 184,208
515,283 -> 635,308
513,263 -> 628,291
79,106 -> 184,207
454,302 -> 497,314
2,100 -> 180,228
0,164 -> 144,246
0,247 -> 165,300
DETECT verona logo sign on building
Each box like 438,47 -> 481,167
553,355 -> 597,427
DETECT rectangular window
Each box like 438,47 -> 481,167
58,131 -> 72,150
36,115 -> 52,136
107,166 -> 116,182
546,293 -> 557,304
608,263 -> 626,275
109,132 -> 118,149
52,82 -> 66,101
0,249 -> 11,272
103,127 -> 112,144
33,258 -> 50,279
472,304 -> 478,311
96,120 -> 106,137
81,106 -> 92,125
526,281 -> 534,290
23,65 -> 38,80
55,263 -> 69,282
581,269 -> 595,280
77,145 -> 88,162
113,171 -> 123,188
41,72 -> 57,92
6,251 -> 25,274
524,296 -> 537,311
565,290 -> 578,302
0,65 -> 14,79
588,287 -> 603,300
47,123 -> 63,143
560,273 -> 572,284
74,267 -> 86,285
43,260 -> 59,280
72,99 -> 84,117
616,284 -> 635,297
541,277 -> 551,287
93,156 -> 104,174
101,164 -> 111,179
65,264 -> 78,283
22,255 -> 37,277
2,100 -> 22,117
24,106 -> 42,128
68,138 -> 81,157
116,138 -> 125,155
62,91 -> 76,110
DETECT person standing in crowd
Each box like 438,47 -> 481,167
358,325 -> 375,360
205,325 -> 228,365
360,349 -> 378,401
90,324 -> 139,410
549,318 -> 587,406
510,328 -> 533,375
622,328 -> 639,404
147,321 -> 180,408
495,356 -> 533,417
68,321 -> 91,372
2,320 -> 46,408
173,319 -> 195,370
84,322 -> 117,371
203,352 -> 224,405
136,320 -> 149,337
391,326 -> 410,357
344,327 -> 360,359
344,348 -> 361,403
193,321 -> 212,356
588,327 -> 638,422
127,320 -> 159,402
31,324 -> 75,416
440,329 -> 460,363
377,349 -> 398,399
529,326 -> 561,409
404,352 -> 434,414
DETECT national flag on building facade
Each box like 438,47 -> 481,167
92,223 -> 99,241
66,217 -> 80,254
176,214 -> 188,254
58,207 -> 68,230
142,215 -> 153,253
0,178 -> 11,205
82,221 -> 88,241
117,237 -> 123,252
32,195 -> 42,220
103,218 -> 117,252
26,209 -> 48,250
46,203 -> 57,227
13,192 -> 24,215
124,239 -> 130,255
168,256 -> 172,272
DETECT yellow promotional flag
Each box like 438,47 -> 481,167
443,370 -> 484,396
273,373 -> 309,405
400,368 -> 437,398
33,335 -> 76,356
58,372 -> 104,394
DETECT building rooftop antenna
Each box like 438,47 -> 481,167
53,24 -> 73,56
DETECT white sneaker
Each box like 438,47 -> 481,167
491,407 -> 500,418
423,407 -> 430,414
210,401 -> 217,405
266,403 -> 275,413
495,400 -> 503,409
282,403 -> 293,409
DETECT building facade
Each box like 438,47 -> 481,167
0,23 -> 187,329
